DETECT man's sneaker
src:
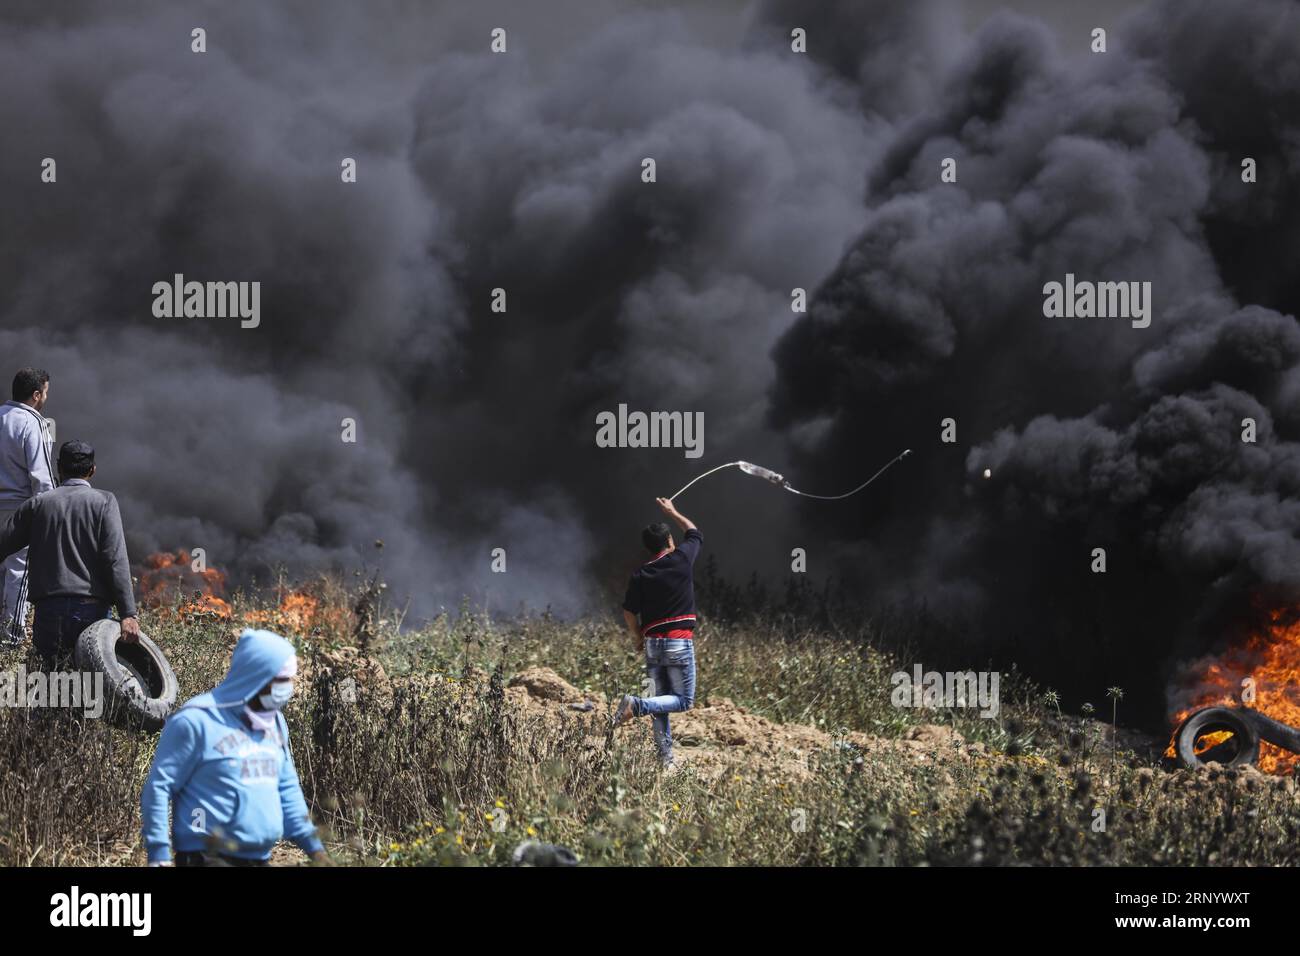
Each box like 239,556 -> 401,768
612,694 -> 636,728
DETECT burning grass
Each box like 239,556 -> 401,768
3,581 -> 1300,866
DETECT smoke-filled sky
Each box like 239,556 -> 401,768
1,0 -> 1296,722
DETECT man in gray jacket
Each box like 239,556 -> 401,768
0,440 -> 140,667
0,368 -> 55,644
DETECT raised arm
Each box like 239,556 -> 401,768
655,497 -> 695,533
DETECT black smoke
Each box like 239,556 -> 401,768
2,0 -> 1296,726
0,0 -> 875,618
768,0 -> 1300,725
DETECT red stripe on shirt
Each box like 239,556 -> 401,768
641,613 -> 696,636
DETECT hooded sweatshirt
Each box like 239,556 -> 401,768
140,629 -> 324,863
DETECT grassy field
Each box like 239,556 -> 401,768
1,578 -> 1299,867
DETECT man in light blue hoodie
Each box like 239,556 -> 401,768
141,628 -> 330,866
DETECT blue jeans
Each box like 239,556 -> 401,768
32,597 -> 112,669
633,637 -> 696,764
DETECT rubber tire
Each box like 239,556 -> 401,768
1173,706 -> 1260,770
74,618 -> 178,731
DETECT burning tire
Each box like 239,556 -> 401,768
1172,706 -> 1260,770
74,619 -> 178,732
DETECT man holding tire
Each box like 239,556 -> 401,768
0,439 -> 140,668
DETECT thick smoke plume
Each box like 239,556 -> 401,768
768,0 -> 1300,724
0,0 -> 873,617
2,0 -> 1296,724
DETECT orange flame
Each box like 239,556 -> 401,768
138,550 -> 231,620
1168,607 -> 1300,774
139,551 -> 349,635
244,592 -> 324,633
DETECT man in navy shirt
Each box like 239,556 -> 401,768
615,497 -> 702,768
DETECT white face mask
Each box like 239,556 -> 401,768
258,681 -> 294,711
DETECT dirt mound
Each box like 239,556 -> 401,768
904,723 -> 965,748
502,667 -> 976,782
308,645 -> 391,701
507,667 -> 585,704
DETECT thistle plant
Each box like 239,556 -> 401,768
1106,687 -> 1125,779
1042,689 -> 1062,720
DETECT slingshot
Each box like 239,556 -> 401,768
667,448 -> 913,503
